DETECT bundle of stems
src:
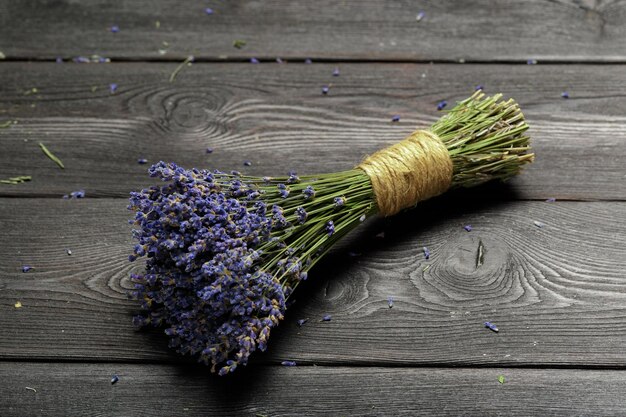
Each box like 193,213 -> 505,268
128,91 -> 533,375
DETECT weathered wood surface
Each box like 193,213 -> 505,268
2,198 -> 626,366
1,63 -> 625,199
3,362 -> 626,417
1,0 -> 626,62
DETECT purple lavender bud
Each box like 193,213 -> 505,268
206,147 -> 214,154
297,318 -> 308,327
387,296 -> 394,308
437,100 -> 447,111
22,265 -> 32,273
73,56 -> 90,63
302,185 -> 315,199
391,115 -> 400,122
416,11 -> 425,21
333,196 -> 345,207
110,375 -> 119,384
66,249 -> 72,255
276,57 -> 284,64
205,8 -> 214,15
332,67 -> 340,76
304,58 -> 312,64
475,85 -> 484,91
423,246 -> 430,259
250,57 -> 260,64
110,25 -> 119,33
561,91 -> 569,99
109,83 -> 118,94
484,321 -> 499,333
322,314 -> 332,321
55,57 -> 63,64
463,225 -> 472,232
325,220 -> 335,236
546,197 -> 556,203
321,85 -> 329,95
137,158 -> 148,165
533,220 -> 545,228
70,190 -> 85,198
243,160 -> 252,166
527,59 -> 538,65
281,360 -> 297,367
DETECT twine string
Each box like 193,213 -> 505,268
357,130 -> 453,217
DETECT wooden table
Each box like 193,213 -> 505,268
2,1 -> 626,415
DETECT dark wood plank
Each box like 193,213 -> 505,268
2,198 -> 626,366
3,362 -> 626,417
1,0 -> 626,61
0,62 -> 625,199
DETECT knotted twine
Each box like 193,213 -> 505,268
357,130 -> 453,217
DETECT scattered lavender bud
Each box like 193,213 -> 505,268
527,59 -> 538,65
561,91 -> 569,99
109,83 -> 118,94
111,375 -> 119,384
533,220 -> 545,228
276,57 -> 284,64
281,361 -> 297,367
332,67 -> 340,77
66,249 -> 72,255
463,225 -> 473,232
387,296 -> 394,308
437,100 -> 448,111
423,246 -> 430,260
475,85 -> 484,91
359,214 -> 366,222
110,25 -> 119,33
205,8 -> 214,15
321,85 -> 329,95
296,319 -> 308,327
55,57 -> 63,64
416,11 -> 425,21
243,160 -> 252,167
206,147 -> 214,154
70,190 -> 86,199
22,265 -> 32,273
250,57 -> 260,64
484,321 -> 499,333
304,58 -> 312,64
73,56 -> 90,63
138,158 -> 148,165
546,197 -> 556,203
322,314 -> 332,322
391,115 -> 400,122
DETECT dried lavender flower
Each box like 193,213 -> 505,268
129,92 -> 533,375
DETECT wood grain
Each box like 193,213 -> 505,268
2,198 -> 626,366
0,62 -> 625,199
3,362 -> 626,417
1,0 -> 626,62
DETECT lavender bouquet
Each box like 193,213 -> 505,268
128,91 -> 533,375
